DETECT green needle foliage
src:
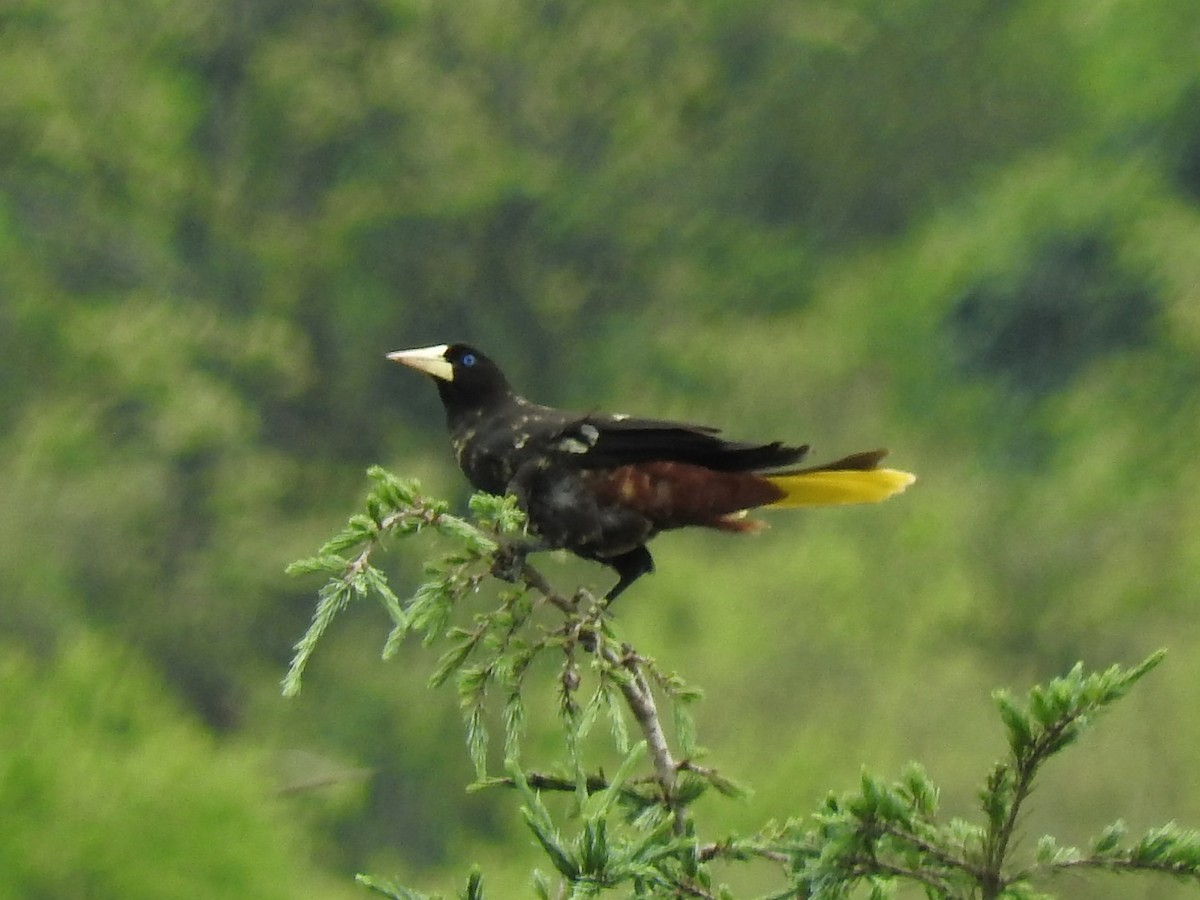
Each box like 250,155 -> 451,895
773,651 -> 1197,899
289,469 -> 1200,899
357,867 -> 483,900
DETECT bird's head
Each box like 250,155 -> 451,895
387,343 -> 513,415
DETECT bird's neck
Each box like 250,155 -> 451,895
437,382 -> 522,431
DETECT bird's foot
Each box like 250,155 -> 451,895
490,542 -> 526,584
490,538 -> 542,584
601,545 -> 655,607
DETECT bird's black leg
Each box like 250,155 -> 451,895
603,546 -> 655,604
490,536 -> 547,584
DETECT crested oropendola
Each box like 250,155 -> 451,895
389,343 -> 915,601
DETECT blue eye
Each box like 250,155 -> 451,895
461,353 -> 476,367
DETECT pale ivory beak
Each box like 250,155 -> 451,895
387,345 -> 454,381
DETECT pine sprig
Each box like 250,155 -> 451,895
510,748 -> 709,898
772,651 -> 1179,899
979,650 -> 1168,891
357,867 -> 484,900
285,468 -> 703,807
283,468 -> 485,696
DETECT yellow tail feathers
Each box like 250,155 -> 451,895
764,467 -> 916,508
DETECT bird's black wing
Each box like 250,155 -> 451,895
550,413 -> 809,472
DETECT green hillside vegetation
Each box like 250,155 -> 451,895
2,0 -> 1199,896
0,632 -> 361,899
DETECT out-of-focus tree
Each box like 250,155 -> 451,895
0,633 -> 360,899
2,0 -> 1200,893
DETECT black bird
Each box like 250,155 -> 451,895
389,343 -> 915,601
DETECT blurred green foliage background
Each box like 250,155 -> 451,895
3,0 -> 1199,897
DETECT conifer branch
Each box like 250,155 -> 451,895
507,557 -> 689,834
287,470 -> 697,837
288,469 -> 1196,899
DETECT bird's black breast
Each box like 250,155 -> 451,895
448,399 -> 577,496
